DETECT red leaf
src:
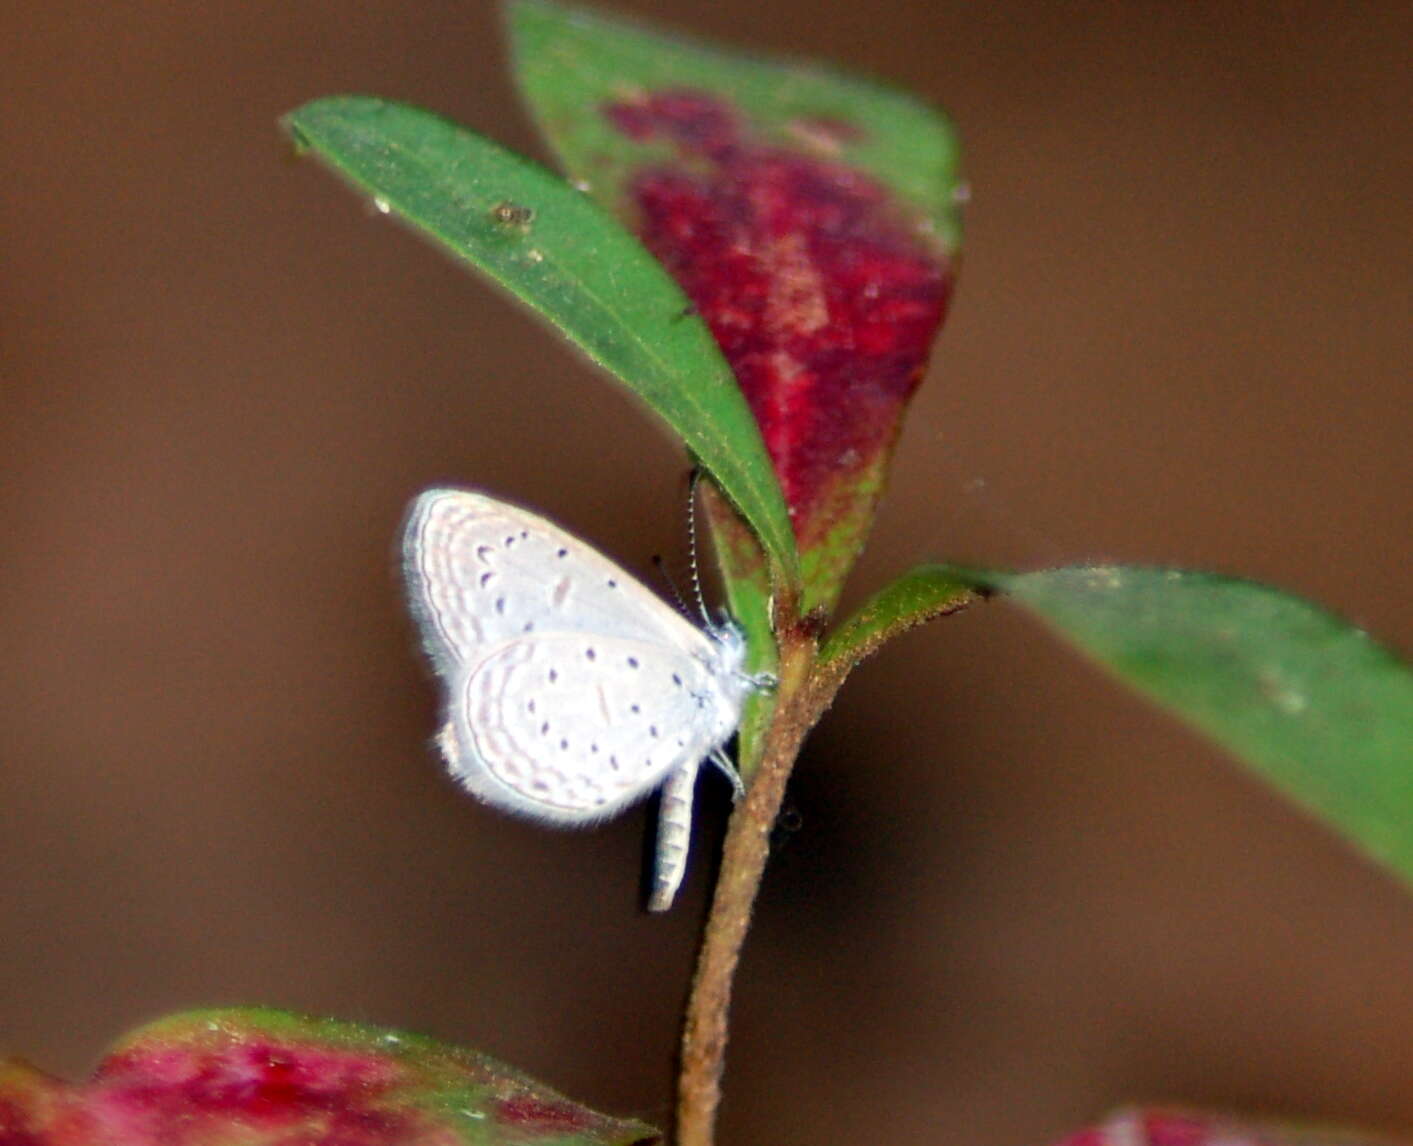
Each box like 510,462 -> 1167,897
602,87 -> 952,559
1055,1108 -> 1410,1146
0,1009 -> 658,1145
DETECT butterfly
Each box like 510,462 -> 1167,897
402,487 -> 758,911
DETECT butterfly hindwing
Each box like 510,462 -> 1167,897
449,633 -> 723,823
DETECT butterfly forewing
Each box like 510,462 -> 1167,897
404,489 -> 711,676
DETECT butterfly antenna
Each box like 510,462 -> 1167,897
652,553 -> 691,617
687,469 -> 711,627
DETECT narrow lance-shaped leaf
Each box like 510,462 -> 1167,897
282,96 -> 797,587
0,1007 -> 658,1145
818,562 -> 979,674
510,0 -> 963,619
966,565 -> 1413,887
693,482 -> 777,764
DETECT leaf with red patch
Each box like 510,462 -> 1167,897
1054,1108 -> 1409,1146
0,1008 -> 658,1145
510,0 -> 963,619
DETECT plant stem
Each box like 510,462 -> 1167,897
675,628 -> 827,1146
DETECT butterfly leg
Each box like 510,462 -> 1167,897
649,761 -> 699,913
707,747 -> 745,800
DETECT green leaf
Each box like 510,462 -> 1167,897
508,0 -> 962,618
282,96 -> 797,587
969,565 -> 1413,885
700,483 -> 777,779
818,563 -> 978,672
0,1007 -> 658,1144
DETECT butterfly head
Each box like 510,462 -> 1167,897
701,617 -> 778,700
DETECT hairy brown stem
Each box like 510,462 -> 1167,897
675,629 -> 833,1146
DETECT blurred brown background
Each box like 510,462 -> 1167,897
2,1 -> 1410,1142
